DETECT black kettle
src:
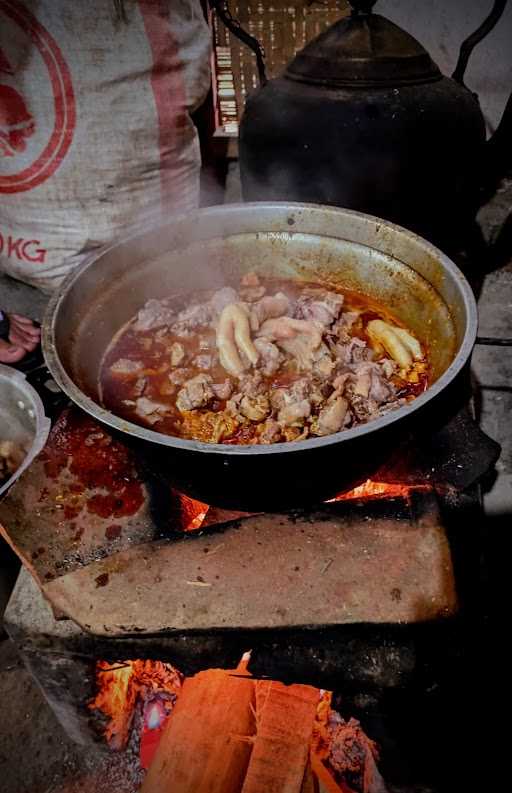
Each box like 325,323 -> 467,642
214,0 -> 512,251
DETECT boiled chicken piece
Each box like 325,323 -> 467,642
296,287 -> 344,327
216,303 -> 259,377
278,399 -> 311,427
366,320 -> 422,370
250,293 -> 291,329
253,337 -> 284,376
258,418 -> 282,444
133,299 -> 175,332
258,316 -> 323,371
171,303 -> 212,337
211,379 -> 233,401
210,287 -> 239,316
170,342 -> 186,367
240,394 -> 270,422
134,397 -> 171,425
175,374 -> 214,412
312,396 -> 349,436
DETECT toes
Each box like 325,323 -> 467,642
10,313 -> 37,328
0,340 -> 25,363
9,327 -> 41,351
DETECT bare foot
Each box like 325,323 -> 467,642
0,312 -> 41,364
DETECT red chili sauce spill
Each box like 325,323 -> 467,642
40,410 -> 144,520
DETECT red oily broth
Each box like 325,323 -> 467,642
99,279 -> 430,442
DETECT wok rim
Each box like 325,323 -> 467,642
43,202 -> 478,457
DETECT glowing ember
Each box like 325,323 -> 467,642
328,478 -> 430,501
178,493 -> 210,531
145,699 -> 166,730
91,657 -> 385,792
89,659 -> 182,750
177,479 -> 430,535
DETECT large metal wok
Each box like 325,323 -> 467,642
43,203 -> 477,510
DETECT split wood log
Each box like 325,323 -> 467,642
140,667 -> 255,793
301,759 -> 318,793
240,680 -> 320,793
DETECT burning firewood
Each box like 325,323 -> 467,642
300,760 -> 317,793
240,680 -> 321,793
139,663 -> 255,793
138,659 -> 386,793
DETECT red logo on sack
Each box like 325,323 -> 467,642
0,1 -> 75,193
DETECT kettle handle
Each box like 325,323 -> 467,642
452,0 -> 508,86
209,0 -> 267,87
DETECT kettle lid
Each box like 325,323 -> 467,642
286,2 -> 442,88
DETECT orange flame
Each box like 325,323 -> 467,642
88,659 -> 182,750
179,493 -> 210,531
328,479 -> 430,502
177,479 -> 429,534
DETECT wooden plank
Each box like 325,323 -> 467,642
140,668 -> 255,793
240,681 -> 320,793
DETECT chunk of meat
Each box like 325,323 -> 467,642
345,391 -> 379,423
349,362 -> 396,405
133,299 -> 175,332
109,358 -> 144,378
312,396 -> 349,436
171,303 -> 212,337
168,367 -> 190,386
312,343 -> 336,378
270,378 -> 311,426
333,311 -> 361,342
270,378 -> 311,412
334,338 -> 370,366
179,410 -> 239,443
217,303 -> 259,377
251,293 -> 291,329
175,374 -> 214,412
192,353 -> 213,371
254,337 -> 284,376
258,316 -> 323,371
240,394 -> 270,422
258,419 -> 282,444
170,342 -> 186,367
259,316 -> 323,343
134,397 -> 170,426
380,358 -> 396,379
278,399 -> 311,426
237,372 -> 267,398
280,330 -> 324,371
210,287 -> 239,316
211,379 -> 233,401
296,287 -> 344,327
366,319 -> 417,370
